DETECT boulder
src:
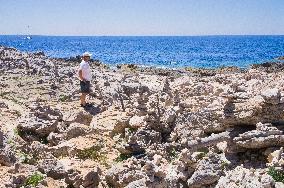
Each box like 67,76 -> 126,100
105,163 -> 146,188
116,135 -> 145,155
17,104 -> 63,140
275,182 -> 284,188
234,123 -> 284,149
66,110 -> 93,126
0,147 -> 17,166
261,88 -> 281,104
37,158 -> 67,180
65,167 -> 100,188
267,147 -> 284,167
129,116 -> 146,128
216,166 -> 275,188
82,168 -> 100,188
91,110 -> 130,136
47,132 -> 64,146
134,128 -> 162,146
65,123 -> 91,139
187,152 -> 225,187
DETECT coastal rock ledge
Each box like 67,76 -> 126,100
0,45 -> 284,187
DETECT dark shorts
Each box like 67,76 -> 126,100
80,81 -> 91,93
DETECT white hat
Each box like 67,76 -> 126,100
82,52 -> 92,57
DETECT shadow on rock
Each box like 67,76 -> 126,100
83,104 -> 101,116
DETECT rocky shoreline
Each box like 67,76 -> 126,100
0,45 -> 284,188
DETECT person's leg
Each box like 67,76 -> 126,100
0,130 -> 3,147
80,93 -> 87,106
80,81 -> 91,107
80,80 -> 87,106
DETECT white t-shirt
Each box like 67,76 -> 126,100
78,60 -> 92,81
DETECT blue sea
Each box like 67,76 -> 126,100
0,35 -> 283,68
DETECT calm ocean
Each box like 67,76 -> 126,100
0,35 -> 283,68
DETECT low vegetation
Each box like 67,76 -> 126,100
268,167 -> 284,183
115,153 -> 132,162
169,148 -> 178,161
24,172 -> 44,187
18,151 -> 37,165
59,94 -> 69,102
77,146 -> 108,166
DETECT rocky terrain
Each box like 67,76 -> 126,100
0,45 -> 284,188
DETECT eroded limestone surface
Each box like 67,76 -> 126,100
0,45 -> 284,187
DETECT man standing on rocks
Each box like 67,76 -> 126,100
78,52 -> 92,108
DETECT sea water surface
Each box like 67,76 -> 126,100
0,35 -> 283,68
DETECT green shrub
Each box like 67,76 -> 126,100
220,160 -> 229,170
196,147 -> 209,160
77,143 -> 107,164
77,146 -> 109,166
19,152 -> 31,163
196,152 -> 206,159
39,136 -> 48,145
24,172 -> 44,187
13,128 -> 19,136
169,148 -> 178,161
268,167 -> 284,183
67,184 -> 75,188
14,110 -> 21,117
115,153 -> 132,162
18,151 -> 37,164
7,138 -> 13,145
77,147 -> 101,161
197,147 -> 209,154
128,127 -> 138,133
0,91 -> 10,97
59,94 -> 69,102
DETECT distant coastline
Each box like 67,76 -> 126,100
1,34 -> 284,37
0,35 -> 283,69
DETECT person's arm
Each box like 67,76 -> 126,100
79,69 -> 84,81
78,63 -> 86,81
78,69 -> 84,81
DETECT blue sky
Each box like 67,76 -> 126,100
0,0 -> 283,36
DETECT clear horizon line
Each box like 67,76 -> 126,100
1,34 -> 284,37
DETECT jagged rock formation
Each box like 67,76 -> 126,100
0,45 -> 284,187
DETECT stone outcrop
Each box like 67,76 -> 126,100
1,46 -> 284,187
234,123 -> 284,149
0,147 -> 17,166
187,152 -> 226,187
17,103 -> 63,141
216,166 -> 275,188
